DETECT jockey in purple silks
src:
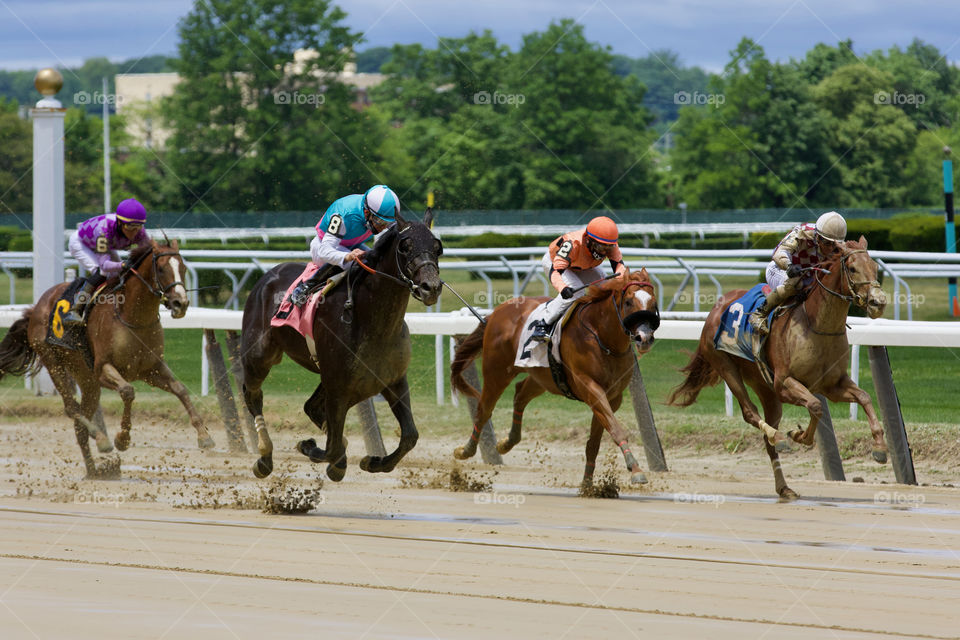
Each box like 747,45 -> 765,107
62,198 -> 149,326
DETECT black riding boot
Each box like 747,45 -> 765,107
528,319 -> 553,343
62,272 -> 107,326
291,264 -> 342,306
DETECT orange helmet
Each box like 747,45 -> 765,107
585,216 -> 619,245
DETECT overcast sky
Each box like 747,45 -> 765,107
1,0 -> 957,73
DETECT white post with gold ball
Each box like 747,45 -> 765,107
30,68 -> 66,395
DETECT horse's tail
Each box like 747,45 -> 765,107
450,323 -> 485,400
667,348 -> 720,407
0,311 -> 39,382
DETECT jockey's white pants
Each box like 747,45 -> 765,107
68,232 -> 102,275
539,251 -> 605,324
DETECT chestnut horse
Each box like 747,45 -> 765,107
450,269 -> 659,487
240,214 -> 442,481
668,237 -> 887,500
0,240 -> 213,478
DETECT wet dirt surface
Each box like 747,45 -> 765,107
1,416 -> 959,639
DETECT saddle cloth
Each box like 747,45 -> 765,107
270,263 -> 346,364
713,283 -> 772,362
45,278 -> 106,368
514,301 -> 571,368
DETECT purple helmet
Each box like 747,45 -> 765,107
116,198 -> 147,224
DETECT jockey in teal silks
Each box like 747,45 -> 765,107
290,185 -> 400,305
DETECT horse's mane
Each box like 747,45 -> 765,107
127,240 -> 157,268
580,271 -> 644,303
360,224 -> 400,269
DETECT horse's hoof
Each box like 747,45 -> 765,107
86,455 -> 122,480
630,472 -> 648,485
872,449 -> 888,464
778,487 -> 799,502
253,456 -> 273,479
775,438 -> 793,453
453,445 -> 472,460
327,460 -> 347,482
94,432 -> 114,454
496,438 -> 513,455
198,434 -> 215,450
359,456 -> 375,472
114,432 -> 130,452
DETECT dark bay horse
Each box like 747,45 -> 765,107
450,269 -> 659,487
0,240 -> 214,478
668,237 -> 887,500
240,214 -> 443,481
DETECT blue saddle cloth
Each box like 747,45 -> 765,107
712,284 -> 773,362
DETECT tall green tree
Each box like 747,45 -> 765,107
164,0 -> 394,212
0,98 -> 31,214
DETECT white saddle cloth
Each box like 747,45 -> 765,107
514,301 -> 564,368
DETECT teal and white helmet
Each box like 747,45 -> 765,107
363,185 -> 400,223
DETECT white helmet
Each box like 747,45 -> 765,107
816,211 -> 846,242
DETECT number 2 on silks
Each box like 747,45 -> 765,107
326,214 -> 344,236
51,299 -> 71,339
728,302 -> 745,339
557,240 -> 572,260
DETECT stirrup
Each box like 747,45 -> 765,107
62,308 -> 85,326
529,320 -> 552,343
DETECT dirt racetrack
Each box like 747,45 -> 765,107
1,414 -> 959,640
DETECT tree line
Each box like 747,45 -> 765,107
1,0 -> 957,218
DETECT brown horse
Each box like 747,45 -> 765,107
667,237 -> 887,500
450,269 -> 659,487
0,240 -> 213,478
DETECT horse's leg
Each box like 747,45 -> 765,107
359,376 -> 418,474
776,377 -> 823,447
45,361 -> 99,477
756,385 -> 797,500
297,382 -> 347,482
578,381 -> 647,484
241,352 -> 278,479
142,362 -> 215,449
454,365 -> 515,461
98,363 -> 136,452
582,416 -> 604,490
714,357 -> 785,446
497,377 -> 546,455
824,375 -> 888,463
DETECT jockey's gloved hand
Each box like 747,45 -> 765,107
786,264 -> 803,279
560,286 -> 575,300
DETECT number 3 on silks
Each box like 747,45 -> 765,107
51,299 -> 71,338
326,214 -> 344,236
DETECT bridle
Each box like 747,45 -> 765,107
814,248 -> 879,308
111,246 -> 185,329
578,280 -> 660,355
353,225 -> 441,302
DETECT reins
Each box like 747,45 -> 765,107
578,280 -> 658,356
802,248 -> 879,336
112,246 -> 185,330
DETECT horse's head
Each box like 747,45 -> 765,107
617,268 -> 659,353
152,240 -> 189,318
839,236 -> 886,319
395,211 -> 443,306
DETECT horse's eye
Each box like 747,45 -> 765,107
435,241 -> 443,256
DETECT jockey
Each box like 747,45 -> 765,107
529,216 -> 628,342
62,198 -> 149,326
290,184 -> 399,305
748,210 -> 847,336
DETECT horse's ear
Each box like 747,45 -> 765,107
395,211 -> 409,229
858,235 -> 868,249
637,267 -> 649,281
423,207 -> 435,229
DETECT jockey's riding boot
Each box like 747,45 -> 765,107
291,264 -> 343,307
748,284 -> 792,337
62,279 -> 97,327
528,319 -> 553,343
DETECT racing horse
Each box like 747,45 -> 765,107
0,239 -> 214,478
450,269 -> 659,487
667,237 -> 887,500
240,212 -> 443,481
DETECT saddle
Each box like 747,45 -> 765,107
515,300 -> 583,400
271,263 -> 348,366
45,278 -> 104,369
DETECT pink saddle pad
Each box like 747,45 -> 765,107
270,263 -> 321,338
